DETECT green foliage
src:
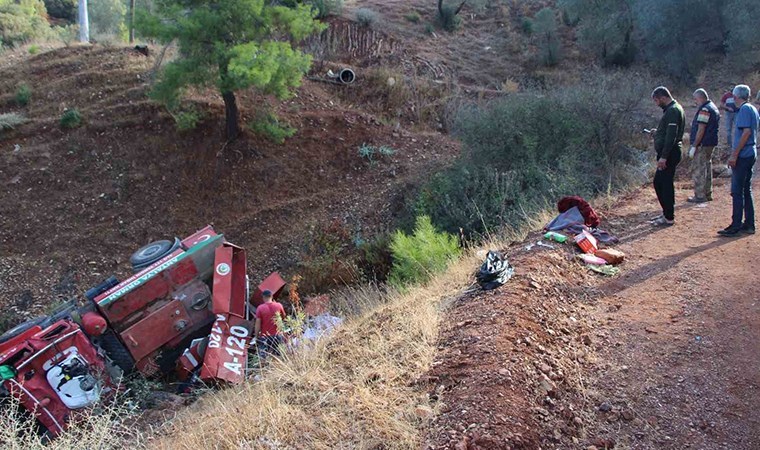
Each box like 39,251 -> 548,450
533,7 -> 561,66
389,215 -> 461,287
0,0 -> 50,47
437,2 -> 462,32
358,144 -> 395,166
0,112 -> 28,132
721,0 -> 760,71
60,108 -> 82,129
15,84 -> 31,106
27,43 -> 38,54
308,0 -> 342,19
172,107 -> 203,131
520,17 -> 533,35
89,0 -> 128,41
249,112 -> 296,144
43,0 -> 76,21
355,8 -> 378,27
53,23 -> 78,46
412,72 -> 651,238
137,0 -> 325,138
404,11 -> 420,23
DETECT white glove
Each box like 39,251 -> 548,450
688,146 -> 696,159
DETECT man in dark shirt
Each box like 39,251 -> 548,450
650,86 -> 685,226
688,89 -> 720,203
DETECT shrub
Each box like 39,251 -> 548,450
534,7 -> 561,66
404,11 -> 420,23
27,44 -> 39,54
43,0 -> 76,21
355,8 -> 378,27
89,0 -> 128,41
437,3 -> 462,32
15,84 -> 31,106
173,108 -> 203,131
389,215 -> 461,287
521,17 -> 534,34
412,72 -> 652,238
0,112 -> 28,132
249,112 -> 296,144
53,24 -> 78,47
358,144 -> 395,166
308,0 -> 342,19
60,108 -> 82,129
0,0 -> 50,47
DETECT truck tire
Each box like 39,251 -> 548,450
129,238 -> 179,272
98,332 -> 135,375
0,316 -> 47,345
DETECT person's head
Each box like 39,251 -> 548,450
651,86 -> 673,108
733,84 -> 751,106
755,91 -> 760,107
262,289 -> 273,303
692,88 -> 709,106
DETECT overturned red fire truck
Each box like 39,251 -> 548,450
0,226 -> 285,436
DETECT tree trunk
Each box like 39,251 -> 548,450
222,91 -> 240,141
129,0 -> 136,43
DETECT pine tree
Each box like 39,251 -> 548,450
137,0 -> 325,141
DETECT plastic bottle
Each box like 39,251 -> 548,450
543,231 -> 568,243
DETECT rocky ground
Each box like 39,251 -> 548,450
424,176 -> 759,449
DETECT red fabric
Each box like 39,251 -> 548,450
557,196 -> 601,228
256,302 -> 285,336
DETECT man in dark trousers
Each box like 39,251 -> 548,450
687,88 -> 720,203
650,86 -> 685,226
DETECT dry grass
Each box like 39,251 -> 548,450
148,252 -> 479,449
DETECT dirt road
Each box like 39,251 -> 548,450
425,176 -> 759,449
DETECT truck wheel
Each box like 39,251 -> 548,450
0,316 -> 47,345
98,332 -> 135,375
129,238 -> 179,272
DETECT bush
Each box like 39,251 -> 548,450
173,108 -> 203,131
534,7 -> 561,66
15,84 -> 31,106
358,143 -> 395,166
60,108 -> 82,129
389,215 -> 461,287
27,44 -> 38,54
43,0 -> 76,21
0,112 -> 28,132
437,4 -> 461,32
0,0 -> 50,47
404,11 -> 420,23
89,0 -> 128,41
249,112 -> 296,144
412,72 -> 651,238
521,17 -> 534,34
53,24 -> 78,47
308,0 -> 342,19
355,8 -> 378,27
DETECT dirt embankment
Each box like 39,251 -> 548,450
0,44 -> 459,320
424,177 -> 760,449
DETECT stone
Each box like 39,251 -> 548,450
415,405 -> 434,420
598,402 -> 613,412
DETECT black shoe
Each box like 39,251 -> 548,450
742,224 -> 756,235
687,197 -> 708,203
718,227 -> 741,236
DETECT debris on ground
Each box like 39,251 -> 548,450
476,250 -> 515,290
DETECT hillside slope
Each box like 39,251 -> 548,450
0,45 -> 458,316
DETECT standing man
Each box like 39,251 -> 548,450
650,86 -> 686,227
718,84 -> 758,236
254,289 -> 286,357
688,89 -> 720,203
720,88 -> 738,148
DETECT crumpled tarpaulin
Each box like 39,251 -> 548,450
544,207 -> 619,245
477,250 -> 515,290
